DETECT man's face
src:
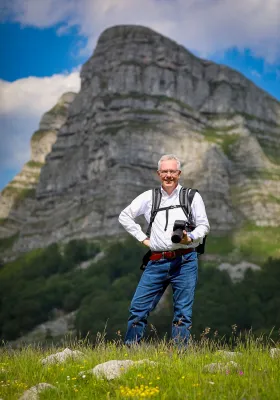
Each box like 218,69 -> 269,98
157,159 -> 181,192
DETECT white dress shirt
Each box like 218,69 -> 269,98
118,184 -> 210,252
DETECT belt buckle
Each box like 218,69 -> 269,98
162,251 -> 176,259
169,250 -> 176,259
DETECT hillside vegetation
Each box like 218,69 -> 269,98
0,237 -> 280,344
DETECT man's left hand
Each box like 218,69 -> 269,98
180,230 -> 193,245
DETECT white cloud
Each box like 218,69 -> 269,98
1,0 -> 279,189
4,0 -> 280,62
0,71 -> 81,174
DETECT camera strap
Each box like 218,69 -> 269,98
146,187 -> 197,237
146,188 -> 162,237
179,187 -> 197,223
145,186 -> 207,257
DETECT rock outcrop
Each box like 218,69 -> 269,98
218,261 -> 261,282
0,25 -> 279,258
0,92 -> 76,241
11,311 -> 76,345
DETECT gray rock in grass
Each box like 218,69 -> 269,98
19,383 -> 56,400
270,348 -> 280,358
80,359 -> 157,380
203,361 -> 240,373
216,350 -> 242,359
41,347 -> 84,365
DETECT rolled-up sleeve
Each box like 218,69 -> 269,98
118,190 -> 151,242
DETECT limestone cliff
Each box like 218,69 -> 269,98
0,25 -> 279,258
0,92 -> 76,241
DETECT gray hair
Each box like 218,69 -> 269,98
158,154 -> 181,170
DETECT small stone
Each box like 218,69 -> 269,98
217,350 -> 242,359
19,383 -> 56,400
203,361 -> 240,374
41,348 -> 84,365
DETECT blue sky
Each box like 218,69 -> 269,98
0,23 -> 85,80
0,0 -> 280,191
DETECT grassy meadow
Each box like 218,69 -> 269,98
1,334 -> 279,400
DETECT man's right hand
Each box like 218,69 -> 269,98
142,238 -> 150,247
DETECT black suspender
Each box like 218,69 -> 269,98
146,187 -> 197,238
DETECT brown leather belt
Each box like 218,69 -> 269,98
150,248 -> 194,261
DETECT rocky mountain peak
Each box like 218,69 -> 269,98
0,25 -> 279,259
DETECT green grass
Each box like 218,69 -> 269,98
1,187 -> 36,209
268,194 -> 280,204
26,161 -> 44,168
99,121 -> 159,135
0,232 -> 19,253
201,130 -> 240,157
239,112 -> 280,126
246,170 -> 280,180
220,134 -> 241,157
205,235 -> 235,256
13,188 -> 36,207
124,109 -> 166,115
0,336 -> 279,399
1,186 -> 22,196
203,112 -> 280,128
31,130 -> 53,141
48,103 -> 68,117
201,128 -> 241,157
154,95 -> 193,111
203,126 -> 238,134
206,223 -> 280,263
100,92 -> 193,111
234,223 -> 280,262
253,138 -> 280,165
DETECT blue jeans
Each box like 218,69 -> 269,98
125,250 -> 198,346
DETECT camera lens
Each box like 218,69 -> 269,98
171,229 -> 183,243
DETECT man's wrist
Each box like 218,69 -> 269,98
188,233 -> 195,242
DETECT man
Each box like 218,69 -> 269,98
118,154 -> 210,346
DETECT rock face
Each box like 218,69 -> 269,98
218,261 -> 261,282
0,92 -> 76,241
12,311 -> 76,345
0,25 -> 279,257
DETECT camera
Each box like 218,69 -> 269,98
171,220 -> 193,243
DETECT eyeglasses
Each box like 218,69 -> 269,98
158,170 -> 180,176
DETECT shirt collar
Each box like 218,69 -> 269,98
160,183 -> 182,197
